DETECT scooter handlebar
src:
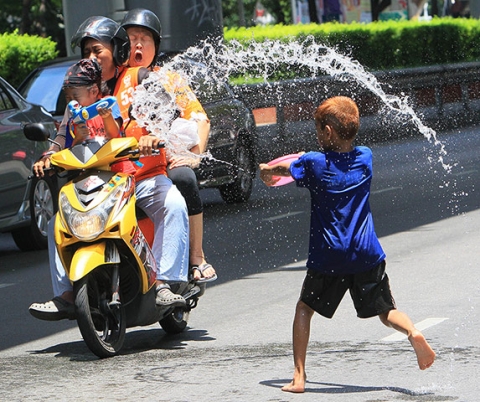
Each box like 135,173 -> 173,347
116,141 -> 165,158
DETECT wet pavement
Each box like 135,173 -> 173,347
2,127 -> 480,401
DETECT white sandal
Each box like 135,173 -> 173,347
191,263 -> 218,283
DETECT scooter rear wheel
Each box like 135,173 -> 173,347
74,270 -> 126,358
159,307 -> 189,334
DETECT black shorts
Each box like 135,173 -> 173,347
299,261 -> 396,319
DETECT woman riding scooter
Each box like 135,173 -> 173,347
29,16 -> 189,320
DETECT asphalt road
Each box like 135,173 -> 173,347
0,125 -> 479,401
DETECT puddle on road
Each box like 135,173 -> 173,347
0,339 -> 473,401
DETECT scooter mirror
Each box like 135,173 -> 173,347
23,123 -> 50,142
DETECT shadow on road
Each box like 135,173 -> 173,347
259,379 -> 448,399
26,328 -> 215,361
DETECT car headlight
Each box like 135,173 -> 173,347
59,183 -> 125,241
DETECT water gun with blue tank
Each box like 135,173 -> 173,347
68,96 -> 117,124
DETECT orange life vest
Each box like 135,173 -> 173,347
114,67 -> 167,181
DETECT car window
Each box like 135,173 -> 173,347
20,65 -> 66,115
0,83 -> 15,111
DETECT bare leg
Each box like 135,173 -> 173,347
190,213 -> 216,280
282,300 -> 314,393
379,309 -> 435,370
189,213 -> 205,268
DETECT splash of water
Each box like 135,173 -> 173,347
131,36 -> 450,171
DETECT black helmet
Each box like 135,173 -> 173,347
121,8 -> 162,52
71,16 -> 130,67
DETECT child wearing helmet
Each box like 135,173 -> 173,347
121,8 -> 217,283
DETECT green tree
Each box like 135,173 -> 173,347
222,0 -> 292,27
0,0 -> 65,55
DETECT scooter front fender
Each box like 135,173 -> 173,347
69,241 -> 120,282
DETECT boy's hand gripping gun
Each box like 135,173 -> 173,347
66,96 -> 117,144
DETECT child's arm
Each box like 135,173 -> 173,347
259,161 -> 292,186
98,107 -> 121,139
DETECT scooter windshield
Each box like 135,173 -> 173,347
70,139 -> 105,164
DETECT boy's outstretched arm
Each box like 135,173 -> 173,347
259,161 -> 292,186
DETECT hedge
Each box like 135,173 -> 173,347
2,18 -> 480,88
224,17 -> 480,74
0,31 -> 58,88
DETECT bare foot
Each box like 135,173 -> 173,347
409,330 -> 436,370
281,374 -> 306,393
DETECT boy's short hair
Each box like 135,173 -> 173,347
314,96 -> 359,140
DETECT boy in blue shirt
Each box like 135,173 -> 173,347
259,96 -> 435,393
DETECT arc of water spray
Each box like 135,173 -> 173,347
131,36 -> 451,172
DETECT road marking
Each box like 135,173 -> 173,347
0,283 -> 14,290
451,169 -> 477,177
263,211 -> 304,222
371,186 -> 403,195
281,259 -> 308,269
381,317 -> 449,342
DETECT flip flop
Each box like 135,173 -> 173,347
29,296 -> 75,321
266,153 -> 302,186
191,263 -> 218,283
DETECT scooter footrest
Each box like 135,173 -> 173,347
183,285 -> 201,300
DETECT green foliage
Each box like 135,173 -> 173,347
0,2 -> 23,32
222,0 -> 292,27
224,17 -> 480,76
0,31 -> 58,87
222,0 -> 256,27
261,0 -> 292,24
0,0 -> 65,55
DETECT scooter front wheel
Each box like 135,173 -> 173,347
74,270 -> 126,358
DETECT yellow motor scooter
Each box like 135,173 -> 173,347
24,123 -> 204,358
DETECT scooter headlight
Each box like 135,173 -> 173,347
68,208 -> 107,240
59,184 -> 125,241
